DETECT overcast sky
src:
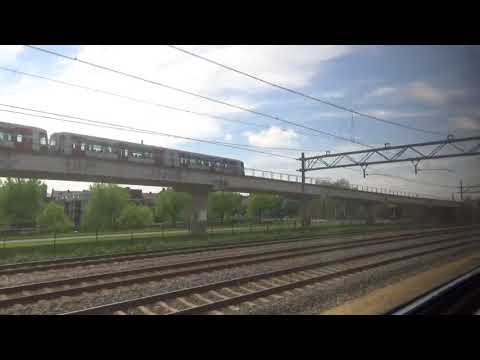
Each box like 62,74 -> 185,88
0,45 -> 479,199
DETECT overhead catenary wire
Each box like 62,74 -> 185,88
0,102 -> 311,153
25,45 -> 375,149
167,45 -> 444,137
0,66 -> 280,132
0,66 -> 364,149
0,104 -> 297,160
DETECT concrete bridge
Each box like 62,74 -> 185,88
0,149 -> 460,233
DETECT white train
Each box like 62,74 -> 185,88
0,121 -> 245,176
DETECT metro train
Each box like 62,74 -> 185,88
0,121 -> 245,176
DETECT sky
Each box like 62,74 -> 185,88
0,45 -> 479,199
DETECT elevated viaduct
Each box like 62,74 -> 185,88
0,149 -> 461,233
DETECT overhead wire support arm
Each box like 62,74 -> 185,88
297,135 -> 480,176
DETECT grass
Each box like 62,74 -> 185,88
0,221 -> 307,248
0,222 -> 424,265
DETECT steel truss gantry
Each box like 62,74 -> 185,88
298,135 -> 480,178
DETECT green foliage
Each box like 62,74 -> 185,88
0,178 -> 46,228
38,202 -> 73,233
208,192 -> 244,223
246,194 -> 282,222
154,189 -> 192,226
118,204 -> 154,229
281,199 -> 300,218
82,184 -> 129,231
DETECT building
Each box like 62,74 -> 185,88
51,190 -> 91,229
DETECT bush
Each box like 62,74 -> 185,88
38,202 -> 73,233
118,204 -> 154,230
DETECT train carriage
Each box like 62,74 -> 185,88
49,132 -> 245,176
0,121 -> 48,153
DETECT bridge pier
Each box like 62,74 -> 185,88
301,197 -> 316,227
174,185 -> 210,235
189,187 -> 209,234
365,202 -> 382,225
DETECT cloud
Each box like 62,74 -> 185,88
367,86 -> 397,97
244,126 -> 299,147
366,81 -> 465,105
0,45 -> 24,65
224,133 -> 232,141
405,81 -> 449,104
365,109 -> 434,119
450,116 -> 480,130
319,90 -> 346,99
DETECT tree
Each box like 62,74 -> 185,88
246,194 -> 281,223
281,199 -> 300,218
0,178 -> 46,228
38,202 -> 73,233
208,192 -> 243,224
154,189 -> 192,226
118,204 -> 154,229
82,184 -> 129,231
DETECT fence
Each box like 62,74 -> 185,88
245,168 -> 448,200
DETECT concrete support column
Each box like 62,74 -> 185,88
189,188 -> 209,234
175,185 -> 210,235
301,197 -> 315,227
366,202 -> 381,225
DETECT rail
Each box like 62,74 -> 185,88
245,168 -> 448,200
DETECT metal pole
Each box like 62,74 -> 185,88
301,152 -> 306,228
460,180 -> 464,201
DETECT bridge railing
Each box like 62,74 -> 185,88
244,168 -> 449,201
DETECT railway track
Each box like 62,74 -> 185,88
0,227 -> 478,314
0,225 -> 473,276
65,235 -> 480,315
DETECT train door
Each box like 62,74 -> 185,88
71,137 -> 86,157
58,134 -> 70,155
119,144 -> 129,161
13,127 -> 33,152
153,148 -> 164,166
37,130 -> 48,154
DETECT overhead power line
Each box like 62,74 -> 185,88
0,66 -> 275,131
0,103 -> 309,153
25,45 -> 374,149
0,65 -> 341,148
0,103 -> 297,160
167,45 -> 444,137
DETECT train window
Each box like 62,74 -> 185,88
16,134 -> 22,143
72,143 -> 77,149
81,143 -> 86,151
50,138 -> 56,146
106,146 -> 112,153
124,149 -> 128,157
40,137 -> 47,146
92,144 -> 103,152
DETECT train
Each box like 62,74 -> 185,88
0,121 -> 245,176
